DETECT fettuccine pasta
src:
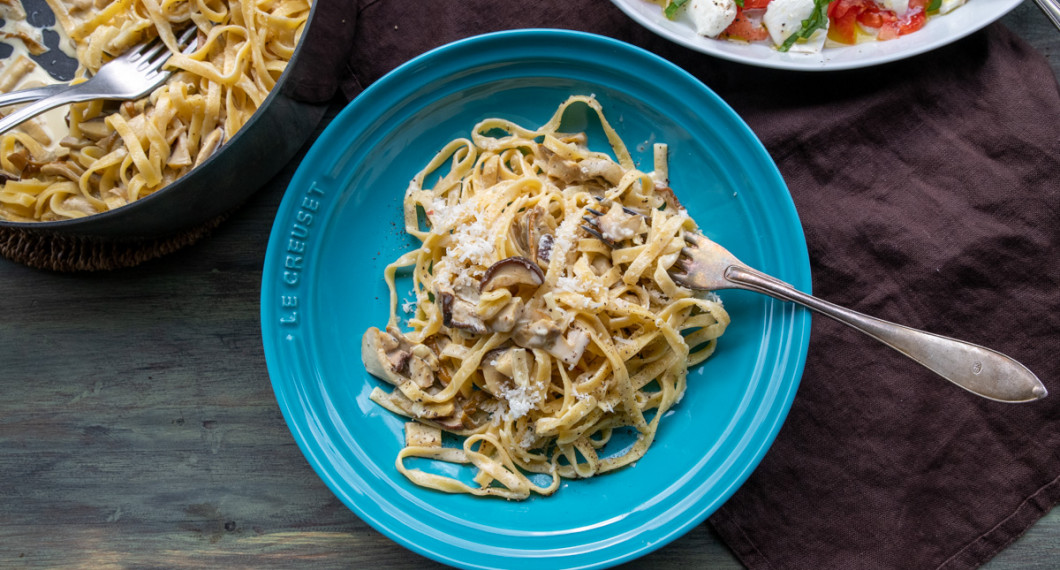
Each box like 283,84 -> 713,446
0,0 -> 310,222
362,95 -> 730,499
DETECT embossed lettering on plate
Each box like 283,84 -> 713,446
279,181 -> 325,326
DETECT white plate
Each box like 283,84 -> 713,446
609,0 -> 1022,70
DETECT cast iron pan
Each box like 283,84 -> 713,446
0,0 -> 327,239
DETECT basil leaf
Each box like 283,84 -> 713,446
778,0 -> 831,52
664,0 -> 691,19
735,0 -> 744,7
927,0 -> 942,10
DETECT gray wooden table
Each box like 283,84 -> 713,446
1,4 -> 1056,568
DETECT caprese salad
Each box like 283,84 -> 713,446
658,0 -> 968,53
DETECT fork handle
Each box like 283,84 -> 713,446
724,264 -> 1047,403
0,84 -> 69,109
1032,0 -> 1060,31
0,84 -> 98,136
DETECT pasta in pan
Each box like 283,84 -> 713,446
0,0 -> 311,222
362,95 -> 731,500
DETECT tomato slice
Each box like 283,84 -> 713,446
877,23 -> 899,40
858,9 -> 895,29
830,8 -> 859,44
827,0 -> 878,45
898,1 -> 927,35
828,0 -> 869,20
754,0 -> 927,46
827,0 -> 927,44
722,7 -> 770,42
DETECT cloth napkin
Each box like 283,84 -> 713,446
292,1 -> 1060,568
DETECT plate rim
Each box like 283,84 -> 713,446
261,28 -> 812,569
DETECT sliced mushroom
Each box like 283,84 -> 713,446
40,161 -> 85,182
478,346 -> 541,414
511,206 -> 555,265
97,131 -> 121,153
480,347 -> 515,397
407,354 -> 434,389
538,145 -> 582,184
16,116 -> 52,145
546,322 -> 592,366
594,204 -> 644,244
525,206 -> 554,264
5,148 -> 35,174
535,234 -> 554,264
537,144 -> 623,187
656,185 -> 684,212
512,313 -> 563,351
372,385 -> 454,420
438,290 -> 487,335
0,28 -> 47,56
429,390 -> 492,432
59,136 -> 91,151
578,157 -> 624,186
76,119 -> 111,140
480,256 -> 544,293
361,326 -> 413,386
457,391 -> 493,428
194,127 -> 225,167
432,415 -> 465,432
117,101 -> 133,118
486,297 -> 523,334
451,272 -> 480,300
509,312 -> 592,367
168,132 -> 193,168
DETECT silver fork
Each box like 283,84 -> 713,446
1032,0 -> 1060,31
582,205 -> 1047,404
0,26 -> 197,135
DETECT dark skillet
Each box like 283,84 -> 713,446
0,0 -> 327,239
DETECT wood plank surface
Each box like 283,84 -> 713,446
1,4 -> 1056,568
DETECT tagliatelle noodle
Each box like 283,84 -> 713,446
0,0 -> 311,222
362,95 -> 731,500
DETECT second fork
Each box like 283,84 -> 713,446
0,26 -> 197,136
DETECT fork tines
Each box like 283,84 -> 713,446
592,195 -> 644,217
579,217 -> 618,249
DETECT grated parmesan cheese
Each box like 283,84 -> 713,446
519,430 -> 537,450
554,275 -> 606,298
448,218 -> 494,266
401,295 -> 417,314
500,382 -> 541,421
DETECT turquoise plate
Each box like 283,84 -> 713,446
261,29 -> 811,570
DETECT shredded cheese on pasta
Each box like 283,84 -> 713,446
362,95 -> 730,500
0,0 -> 310,222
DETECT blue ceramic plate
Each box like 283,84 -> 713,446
261,29 -> 811,569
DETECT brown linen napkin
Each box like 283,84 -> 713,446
282,0 -> 359,103
295,1 -> 1060,568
